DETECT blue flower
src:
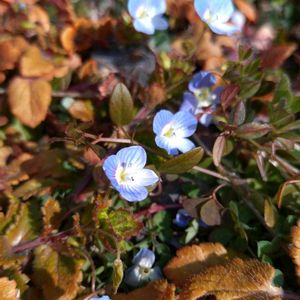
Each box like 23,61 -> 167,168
103,146 -> 159,202
128,0 -> 168,35
180,71 -> 223,127
89,296 -> 110,300
124,248 -> 162,287
194,0 -> 240,35
153,110 -> 197,155
174,209 -> 192,228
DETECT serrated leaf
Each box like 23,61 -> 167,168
112,279 -> 175,300
5,202 -> 41,247
236,123 -> 271,139
164,243 -> 227,287
42,198 -> 62,234
158,147 -> 204,174
0,277 -> 19,300
33,245 -> 83,300
109,83 -> 134,126
179,258 -> 282,300
108,209 -> 143,240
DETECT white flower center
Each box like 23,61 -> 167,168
161,123 -> 176,138
115,163 -> 135,184
136,6 -> 149,19
203,9 -> 218,23
194,87 -> 216,108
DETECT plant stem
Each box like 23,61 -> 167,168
193,165 -> 230,182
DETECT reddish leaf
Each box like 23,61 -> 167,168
220,84 -> 240,110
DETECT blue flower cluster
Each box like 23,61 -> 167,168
127,0 -> 243,35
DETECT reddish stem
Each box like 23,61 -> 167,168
134,203 -> 182,218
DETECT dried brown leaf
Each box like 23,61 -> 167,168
42,198 -> 62,234
0,37 -> 28,71
19,46 -> 54,78
164,243 -> 228,287
290,219 -> 300,284
112,279 -> 175,300
68,100 -> 94,122
8,76 -> 52,128
0,277 -> 18,300
33,245 -> 83,300
261,44 -> 297,69
27,5 -> 50,33
179,258 -> 282,300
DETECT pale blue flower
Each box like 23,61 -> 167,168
90,296 -> 110,300
103,146 -> 159,202
174,209 -> 192,228
194,0 -> 240,35
128,0 -> 168,35
180,71 -> 223,127
124,248 -> 162,287
153,110 -> 197,155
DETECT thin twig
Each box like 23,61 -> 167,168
193,165 -> 230,182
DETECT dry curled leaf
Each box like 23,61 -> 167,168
0,277 -> 19,300
33,245 -> 83,300
179,258 -> 283,300
290,219 -> 300,284
8,76 -> 52,128
68,100 -> 94,122
112,279 -> 175,300
164,243 -> 228,287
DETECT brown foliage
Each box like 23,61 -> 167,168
164,243 -> 227,287
290,219 -> 300,284
8,76 -> 52,128
112,279 -> 175,300
179,258 -> 282,300
0,277 -> 18,300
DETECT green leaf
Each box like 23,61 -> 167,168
108,209 -> 143,240
33,245 -> 83,300
109,83 -> 134,126
158,147 -> 204,174
184,219 -> 199,244
273,73 -> 293,106
112,258 -> 123,294
239,81 -> 261,99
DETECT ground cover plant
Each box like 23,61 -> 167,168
0,0 -> 300,299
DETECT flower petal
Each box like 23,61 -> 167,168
148,266 -> 163,281
131,168 -> 159,186
133,18 -> 155,35
119,184 -> 148,202
116,146 -> 147,169
208,21 -> 240,36
103,155 -> 118,181
199,113 -> 213,127
149,0 -> 166,15
133,248 -> 155,268
124,265 -> 141,287
194,0 -> 234,24
176,138 -> 195,153
152,15 -> 168,30
155,136 -> 179,155
180,92 -> 197,114
128,0 -> 143,18
153,110 -> 173,135
188,71 -> 216,92
172,111 -> 197,137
